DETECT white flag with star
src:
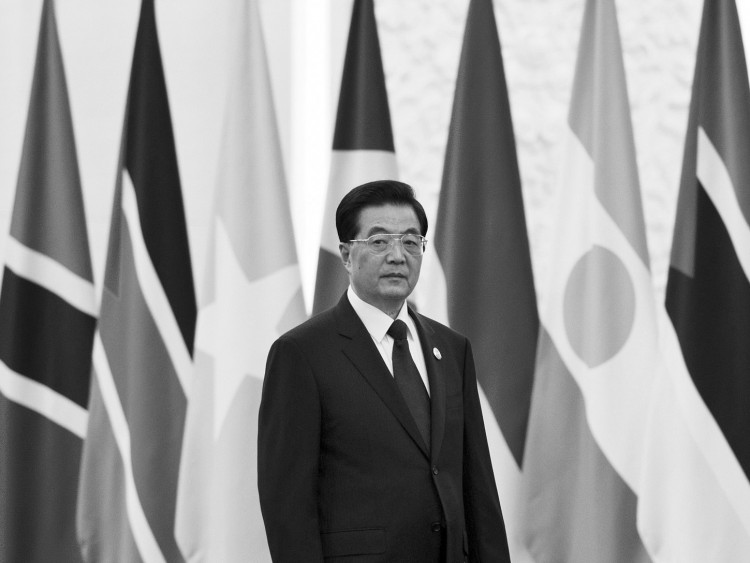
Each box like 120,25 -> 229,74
174,1 -> 306,561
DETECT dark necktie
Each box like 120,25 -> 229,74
387,320 -> 431,451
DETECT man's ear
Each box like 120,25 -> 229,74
339,242 -> 352,272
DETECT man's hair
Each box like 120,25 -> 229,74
335,179 -> 429,242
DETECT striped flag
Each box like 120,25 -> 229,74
174,0 -> 306,560
415,0 -> 537,560
520,0 -> 654,560
636,0 -> 750,558
76,1 -> 196,561
0,1 -> 96,560
312,0 -> 398,314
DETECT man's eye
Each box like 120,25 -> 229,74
369,237 -> 389,248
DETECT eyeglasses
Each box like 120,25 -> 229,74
348,233 -> 428,256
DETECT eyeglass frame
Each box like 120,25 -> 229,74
347,233 -> 428,256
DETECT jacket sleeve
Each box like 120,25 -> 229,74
461,338 -> 512,562
258,336 -> 324,562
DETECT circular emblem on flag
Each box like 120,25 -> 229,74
562,245 -> 636,368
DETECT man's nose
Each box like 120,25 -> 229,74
385,239 -> 406,261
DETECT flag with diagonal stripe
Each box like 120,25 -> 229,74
76,1 -> 196,561
520,0 -> 654,560
174,0 -> 306,560
415,0 -> 537,560
0,2 -> 96,560
312,0 -> 398,314
636,0 -> 750,558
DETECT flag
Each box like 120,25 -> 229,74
76,1 -> 196,561
636,0 -> 750,558
520,0 -> 655,559
414,0 -> 537,559
174,0 -> 306,560
312,0 -> 398,314
0,1 -> 96,560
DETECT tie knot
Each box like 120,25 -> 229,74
387,319 -> 408,341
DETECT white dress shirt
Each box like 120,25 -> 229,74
347,287 -> 430,395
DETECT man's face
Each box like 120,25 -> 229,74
340,203 -> 423,316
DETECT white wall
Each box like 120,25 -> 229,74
1,0 -> 745,312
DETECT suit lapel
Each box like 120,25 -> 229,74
334,295 -> 430,457
410,310 -> 447,463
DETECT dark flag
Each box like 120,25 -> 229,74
666,0 -> 750,487
312,0 -> 398,314
0,1 -> 96,561
76,1 -> 197,561
653,0 -> 750,557
415,0 -> 538,558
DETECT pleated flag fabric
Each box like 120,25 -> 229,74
520,0 -> 654,560
76,1 -> 197,561
0,1 -> 96,560
311,0 -> 398,314
414,0 -> 538,560
637,0 -> 750,559
174,0 -> 306,560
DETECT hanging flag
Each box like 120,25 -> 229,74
0,1 -> 96,561
312,0 -> 398,314
76,1 -> 196,561
637,0 -> 750,559
520,0 -> 654,560
174,0 -> 306,560
415,0 -> 537,559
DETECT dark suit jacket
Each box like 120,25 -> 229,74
258,293 -> 511,562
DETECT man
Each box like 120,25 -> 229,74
258,180 -> 511,562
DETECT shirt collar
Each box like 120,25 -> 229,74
347,286 -> 414,342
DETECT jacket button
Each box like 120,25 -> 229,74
431,522 -> 441,532
432,466 -> 439,475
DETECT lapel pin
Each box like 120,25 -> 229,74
433,347 -> 442,360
